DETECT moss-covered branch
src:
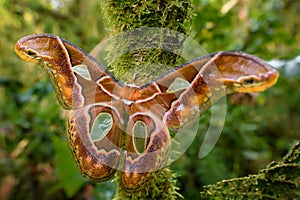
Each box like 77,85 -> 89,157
102,0 -> 192,84
101,0 -> 192,199
200,141 -> 300,199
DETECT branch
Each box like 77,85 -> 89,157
201,141 -> 300,199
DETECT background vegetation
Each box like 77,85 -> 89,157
0,0 -> 299,199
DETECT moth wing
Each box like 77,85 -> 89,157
15,34 -> 123,109
68,102 -> 124,182
151,51 -> 278,129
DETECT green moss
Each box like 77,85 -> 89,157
102,0 -> 191,33
283,142 -> 300,164
102,0 -> 192,84
200,142 -> 300,199
113,169 -> 182,200
101,0 -> 192,198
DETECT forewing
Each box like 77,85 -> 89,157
151,51 -> 278,129
15,34 -> 122,109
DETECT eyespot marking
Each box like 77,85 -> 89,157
90,112 -> 113,142
26,49 -> 39,57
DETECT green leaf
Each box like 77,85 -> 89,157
50,135 -> 87,197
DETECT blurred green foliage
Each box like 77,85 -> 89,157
0,0 -> 299,199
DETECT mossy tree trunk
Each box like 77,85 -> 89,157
101,0 -> 192,199
102,0 -> 191,83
